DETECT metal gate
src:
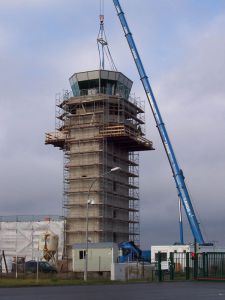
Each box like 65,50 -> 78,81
197,252 -> 225,280
155,252 -> 225,281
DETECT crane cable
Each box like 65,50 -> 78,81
97,0 -> 117,71
100,0 -> 104,16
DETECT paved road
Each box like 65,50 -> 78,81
0,282 -> 225,300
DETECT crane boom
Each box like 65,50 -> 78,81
113,0 -> 205,244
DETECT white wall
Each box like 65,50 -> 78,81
0,220 -> 65,272
72,244 -> 118,272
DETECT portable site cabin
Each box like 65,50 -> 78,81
72,242 -> 118,273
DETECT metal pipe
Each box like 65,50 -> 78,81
178,198 -> 184,244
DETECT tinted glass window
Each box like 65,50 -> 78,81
155,252 -> 167,262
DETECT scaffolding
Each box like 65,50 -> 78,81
45,70 -> 153,266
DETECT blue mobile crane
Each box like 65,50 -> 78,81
112,0 -> 209,245
118,241 -> 151,263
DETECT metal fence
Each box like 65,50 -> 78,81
155,252 -> 225,282
197,252 -> 225,280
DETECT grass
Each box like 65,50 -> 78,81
0,278 -> 116,288
0,277 -> 151,288
3,275 -> 221,287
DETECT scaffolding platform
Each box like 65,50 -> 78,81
98,124 -> 153,151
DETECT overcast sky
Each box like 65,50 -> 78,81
0,0 -> 225,249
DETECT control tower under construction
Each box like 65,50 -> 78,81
45,69 -> 154,267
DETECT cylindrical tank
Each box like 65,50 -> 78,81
38,232 -> 58,261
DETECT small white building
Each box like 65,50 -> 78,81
72,242 -> 118,273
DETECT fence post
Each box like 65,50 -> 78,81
202,252 -> 206,278
193,253 -> 198,279
186,252 -> 190,280
157,252 -> 162,282
169,252 -> 174,280
205,253 -> 209,278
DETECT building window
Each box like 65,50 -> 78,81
155,252 -> 167,262
113,181 -> 117,191
79,250 -> 86,260
113,232 -> 117,242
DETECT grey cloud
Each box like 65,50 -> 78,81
139,13 -> 225,248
